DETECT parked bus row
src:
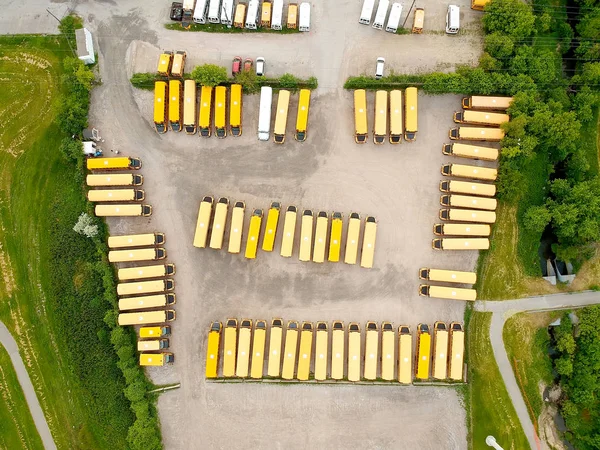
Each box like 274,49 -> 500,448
257,87 -> 312,142
157,50 -> 187,77
193,0 -> 310,31
139,325 -> 174,366
449,96 -> 513,141
359,1 -> 425,34
353,88 -> 418,144
205,319 -> 465,382
418,268 -> 477,301
193,196 -> 378,267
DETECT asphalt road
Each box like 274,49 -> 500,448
475,291 -> 600,450
0,322 -> 56,450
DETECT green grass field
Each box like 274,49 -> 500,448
0,36 -> 132,449
0,344 -> 44,450
468,312 -> 529,449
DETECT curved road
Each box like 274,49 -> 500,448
0,322 -> 56,450
475,291 -> 600,450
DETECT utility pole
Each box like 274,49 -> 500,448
402,0 -> 417,28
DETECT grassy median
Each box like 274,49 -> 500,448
0,36 -> 133,448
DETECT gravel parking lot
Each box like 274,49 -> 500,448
7,1 -> 490,448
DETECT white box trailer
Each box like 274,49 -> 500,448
258,86 -> 273,141
271,0 -> 284,30
385,2 -> 402,32
245,0 -> 260,28
299,2 -> 310,31
193,0 -> 209,23
359,0 -> 376,25
372,0 -> 389,30
221,0 -> 234,25
208,0 -> 222,23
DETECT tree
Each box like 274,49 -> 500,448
523,205 -> 551,233
482,0 -> 536,39
190,64 -> 228,87
73,213 -> 98,238
59,137 -> 83,162
127,419 -> 162,450
57,95 -> 89,136
555,355 -> 574,377
572,86 -> 597,123
484,32 -> 515,60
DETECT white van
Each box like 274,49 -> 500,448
372,0 -> 389,30
446,5 -> 459,34
385,3 -> 402,33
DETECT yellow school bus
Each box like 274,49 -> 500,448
415,323 -> 431,380
229,84 -> 243,136
364,321 -> 378,380
193,195 -> 214,248
214,86 -> 227,138
228,201 -> 245,254
236,319 -> 253,378
433,322 -> 449,380
314,322 -> 328,381
209,197 -> 229,250
86,173 -> 143,187
344,213 -> 361,265
381,322 -> 395,381
273,90 -> 290,144
331,321 -> 345,380
183,79 -> 197,134
360,216 -> 377,269
154,81 -> 168,133
299,209 -> 314,262
441,163 -> 498,181
157,51 -> 173,76
171,51 -> 186,77
312,211 -> 328,263
419,268 -> 477,284
223,318 -> 238,377
347,323 -> 361,382
404,87 -> 418,141
118,310 -> 175,326
432,237 -> 490,250
295,89 -> 311,141
139,325 -> 171,339
206,321 -> 222,378
280,206 -> 297,258
419,284 -> 477,301
118,293 -> 175,311
441,194 -> 497,211
87,188 -> 144,202
442,143 -> 499,161
108,247 -> 166,263
108,232 -> 164,249
389,90 -> 403,143
398,325 -> 412,383
267,318 -> 283,377
140,353 -> 174,366
354,89 -> 368,143
462,95 -> 513,110
433,223 -> 491,237
439,208 -> 497,224
449,127 -> 505,141
118,263 -> 175,281
250,320 -> 267,379
198,86 -> 213,137
262,202 -> 281,252
116,278 -> 174,297
137,339 -> 169,352
234,3 -> 246,28
87,157 -> 142,171
449,322 -> 465,381
328,212 -> 343,262
439,179 -> 497,197
95,204 -> 151,217
297,322 -> 313,381
281,321 -> 299,380
169,80 -> 183,132
373,90 -> 388,144
287,2 -> 298,28
454,110 -> 510,126
245,208 -> 263,259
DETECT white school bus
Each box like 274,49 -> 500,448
267,318 -> 283,377
462,95 -> 513,111
193,196 -> 214,248
118,293 -> 176,311
344,213 -> 361,265
441,164 -> 498,181
440,194 -> 497,211
331,320 -> 345,380
360,216 -> 377,269
117,263 -> 175,281
363,321 -> 378,380
381,322 -> 395,381
439,180 -> 496,197
389,90 -> 403,144
209,197 -> 229,250
86,174 -> 143,187
297,322 -> 313,381
398,325 -> 412,384
299,209 -> 314,262
439,208 -> 497,224
432,238 -> 490,250
108,233 -> 165,248
433,322 -> 449,380
228,201 -> 245,254
280,206 -> 297,258
419,284 -> 477,301
236,319 -> 253,378
312,211 -> 328,263
347,323 -> 361,382
87,189 -> 144,202
433,223 -> 491,237
314,322 -> 328,381
373,90 -> 388,144
419,268 -> 477,285
250,320 -> 267,379
328,212 -> 343,262
183,79 -> 197,134
448,322 -> 465,381
223,318 -> 238,377
273,90 -> 290,144
442,143 -> 499,161
282,321 -> 299,380
108,248 -> 166,263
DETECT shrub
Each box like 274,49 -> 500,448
191,64 -> 228,87
279,73 -> 300,89
131,73 -> 162,90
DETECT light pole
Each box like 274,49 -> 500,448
486,436 -> 504,450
